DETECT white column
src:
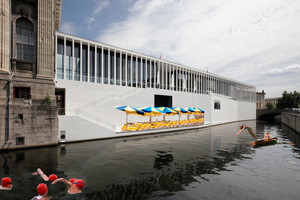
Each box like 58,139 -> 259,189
63,37 -> 66,80
80,41 -> 82,82
94,45 -> 97,83
125,52 -> 128,86
130,54 -> 133,87
175,65 -> 177,91
150,59 -> 152,88
120,51 -> 122,85
162,62 -> 164,89
145,58 -> 148,88
108,48 -> 110,84
114,49 -> 116,85
72,39 -> 75,81
87,43 -> 90,82
101,46 -> 103,84
154,60 -> 156,87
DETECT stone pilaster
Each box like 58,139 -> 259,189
0,0 -> 10,74
36,0 -> 54,79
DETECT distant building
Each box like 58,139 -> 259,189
265,97 -> 279,108
256,90 -> 266,109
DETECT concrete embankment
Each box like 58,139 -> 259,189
282,112 -> 300,134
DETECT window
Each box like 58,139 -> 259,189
154,95 -> 172,107
214,100 -> 221,109
16,19 -> 34,61
14,87 -> 31,99
16,137 -> 25,145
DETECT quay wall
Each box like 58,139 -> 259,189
282,112 -> 300,134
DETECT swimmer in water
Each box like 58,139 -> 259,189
0,177 -> 12,190
52,178 -> 84,194
31,183 -> 52,200
31,168 -> 57,182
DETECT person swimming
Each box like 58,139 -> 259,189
31,168 -> 57,182
0,177 -> 12,190
51,178 -> 84,194
31,183 -> 52,200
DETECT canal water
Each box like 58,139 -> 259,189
1,120 -> 300,200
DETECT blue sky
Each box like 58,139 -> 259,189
60,0 -> 300,98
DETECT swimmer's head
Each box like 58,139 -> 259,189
37,183 -> 47,195
74,179 -> 84,190
1,177 -> 12,187
240,125 -> 244,129
49,174 -> 57,181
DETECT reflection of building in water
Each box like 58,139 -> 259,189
0,147 -> 59,178
153,150 -> 174,170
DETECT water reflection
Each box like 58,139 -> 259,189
0,120 -> 299,199
153,150 -> 174,170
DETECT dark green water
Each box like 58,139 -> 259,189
0,120 -> 300,200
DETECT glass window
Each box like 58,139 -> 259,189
142,59 -> 146,88
57,39 -> 64,79
66,41 -> 72,80
214,100 -> 221,109
82,45 -> 88,82
14,87 -> 31,99
110,51 -> 114,85
122,54 -> 126,86
90,47 -> 95,82
116,53 -> 120,85
132,57 -> 136,87
147,61 -> 150,87
74,43 -> 80,81
137,58 -> 141,88
97,48 -> 102,83
103,50 -> 108,84
127,56 -> 131,87
16,19 -> 34,61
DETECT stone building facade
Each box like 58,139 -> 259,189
0,0 -> 62,150
256,90 -> 266,109
265,97 -> 279,108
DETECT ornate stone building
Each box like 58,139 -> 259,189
256,90 -> 266,109
0,0 -> 62,150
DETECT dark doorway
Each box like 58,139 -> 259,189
55,88 -> 65,115
154,95 -> 172,107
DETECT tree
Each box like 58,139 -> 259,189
276,90 -> 300,109
266,102 -> 274,109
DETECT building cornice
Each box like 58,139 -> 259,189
54,0 -> 62,31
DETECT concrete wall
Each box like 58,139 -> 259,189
56,79 -> 256,142
282,113 -> 300,133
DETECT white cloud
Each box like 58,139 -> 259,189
95,0 -> 300,97
261,64 -> 300,77
60,21 -> 82,35
93,0 -> 110,14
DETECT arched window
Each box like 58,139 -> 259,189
16,19 -> 34,61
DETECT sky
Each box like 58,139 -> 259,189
60,0 -> 300,98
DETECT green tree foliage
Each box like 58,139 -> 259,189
266,102 -> 274,109
276,91 -> 300,109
